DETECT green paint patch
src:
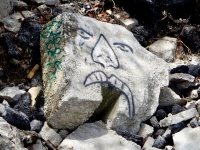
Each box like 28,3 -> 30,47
41,21 -> 63,88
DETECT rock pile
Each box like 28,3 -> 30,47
1,0 -> 200,150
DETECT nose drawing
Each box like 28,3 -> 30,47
92,34 -> 119,68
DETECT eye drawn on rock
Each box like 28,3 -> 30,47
92,34 -> 119,68
78,27 -> 93,39
113,42 -> 134,53
83,70 -> 135,119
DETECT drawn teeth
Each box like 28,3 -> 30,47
84,71 -> 135,119
108,75 -> 135,118
84,71 -> 107,86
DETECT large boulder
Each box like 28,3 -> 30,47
40,12 -> 169,133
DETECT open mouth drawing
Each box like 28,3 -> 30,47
83,70 -> 135,119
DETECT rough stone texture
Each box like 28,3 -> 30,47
138,123 -> 154,138
169,73 -> 195,83
159,87 -> 183,107
159,108 -> 198,127
0,86 -> 26,103
0,117 -> 27,150
40,12 -> 169,133
148,36 -> 177,62
0,0 -> 12,20
173,127 -> 200,150
58,121 -> 141,150
39,122 -> 62,147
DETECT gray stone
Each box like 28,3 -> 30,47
30,119 -> 44,132
0,0 -> 12,20
29,0 -> 60,5
3,17 -> 20,34
0,86 -> 26,102
173,127 -> 200,150
0,117 -> 27,150
159,108 -> 198,127
159,87 -> 184,107
138,123 -> 154,138
148,36 -> 177,63
40,12 -> 169,133
169,73 -> 195,83
10,0 -> 27,7
152,135 -> 166,149
39,122 -> 62,147
150,116 -> 160,128
58,121 -> 141,150
190,117 -> 199,128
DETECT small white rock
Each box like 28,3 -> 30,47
159,108 -> 198,127
138,123 -> 154,138
143,136 -> 155,149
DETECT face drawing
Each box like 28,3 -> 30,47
76,21 -> 135,119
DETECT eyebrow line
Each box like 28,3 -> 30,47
78,27 -> 93,37
113,42 -> 133,53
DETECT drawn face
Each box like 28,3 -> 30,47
75,18 -> 136,119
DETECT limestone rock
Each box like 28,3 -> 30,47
58,121 -> 141,150
39,122 -> 62,147
159,108 -> 198,127
40,12 -> 169,132
148,36 -> 177,62
173,127 -> 200,150
0,0 -> 12,20
159,87 -> 185,107
0,117 -> 27,150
